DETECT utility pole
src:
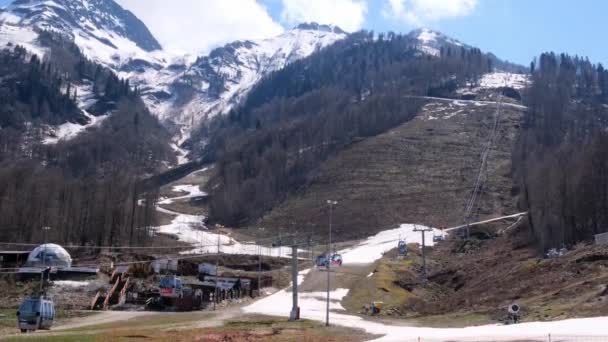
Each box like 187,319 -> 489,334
326,200 -> 338,326
278,230 -> 283,258
42,226 -> 51,267
289,243 -> 300,321
41,226 -> 51,295
257,243 -> 262,296
214,232 -> 220,310
413,225 -> 433,286
307,233 -> 313,264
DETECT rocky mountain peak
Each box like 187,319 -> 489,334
295,22 -> 346,34
5,0 -> 161,52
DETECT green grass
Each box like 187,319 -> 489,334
342,254 -> 416,314
4,315 -> 373,342
4,335 -> 97,342
0,309 -> 17,330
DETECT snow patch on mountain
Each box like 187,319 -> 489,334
44,110 -> 108,144
41,80 -> 109,144
456,72 -> 530,98
155,26 -> 347,140
478,72 -> 529,89
0,11 -> 49,57
410,28 -> 465,57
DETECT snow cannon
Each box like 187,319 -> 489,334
507,303 -> 521,324
372,301 -> 383,315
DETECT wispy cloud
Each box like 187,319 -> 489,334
280,0 -> 368,32
383,0 -> 478,26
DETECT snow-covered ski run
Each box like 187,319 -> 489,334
244,222 -> 608,342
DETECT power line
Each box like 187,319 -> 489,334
462,76 -> 509,237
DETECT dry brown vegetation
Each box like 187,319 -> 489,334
245,98 -> 523,243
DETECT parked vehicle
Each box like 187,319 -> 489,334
315,255 -> 329,267
433,234 -> 445,243
331,254 -> 343,266
159,275 -> 183,298
316,254 -> 343,267
17,297 -> 54,333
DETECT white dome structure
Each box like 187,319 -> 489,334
26,244 -> 72,268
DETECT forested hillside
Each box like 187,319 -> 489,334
0,33 -> 173,246
196,31 -> 498,227
515,53 -> 608,251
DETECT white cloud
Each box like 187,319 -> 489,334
116,0 -> 284,55
280,0 -> 368,32
383,0 -> 478,25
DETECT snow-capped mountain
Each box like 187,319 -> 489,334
0,0 -> 520,161
152,23 -> 347,143
407,28 -> 467,56
0,0 -> 348,149
0,0 -> 165,66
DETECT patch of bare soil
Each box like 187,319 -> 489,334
244,97 -> 523,242
388,224 -> 608,324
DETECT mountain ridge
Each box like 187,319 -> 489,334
0,0 -> 525,159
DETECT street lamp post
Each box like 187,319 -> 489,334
325,200 -> 338,327
40,226 -> 51,295
41,226 -> 51,267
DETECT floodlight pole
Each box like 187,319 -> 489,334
214,232 -> 220,310
42,226 -> 51,267
257,244 -> 262,296
289,243 -> 300,321
326,200 -> 338,327
413,225 -> 433,286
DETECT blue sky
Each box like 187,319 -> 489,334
259,0 -> 608,66
2,0 -> 605,66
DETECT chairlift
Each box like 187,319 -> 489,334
17,296 -> 54,333
398,240 -> 407,256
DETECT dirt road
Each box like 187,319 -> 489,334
54,310 -> 159,331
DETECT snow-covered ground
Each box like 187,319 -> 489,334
244,222 -> 608,341
458,72 -> 530,95
339,224 -> 441,264
43,110 -> 108,144
52,280 -> 91,288
479,72 -> 529,90
42,79 -> 109,144
152,183 -> 293,258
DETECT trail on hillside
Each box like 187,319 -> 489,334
150,167 -> 293,257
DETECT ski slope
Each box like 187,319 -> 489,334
244,223 -> 608,342
152,182 -> 293,258
339,224 -> 441,264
